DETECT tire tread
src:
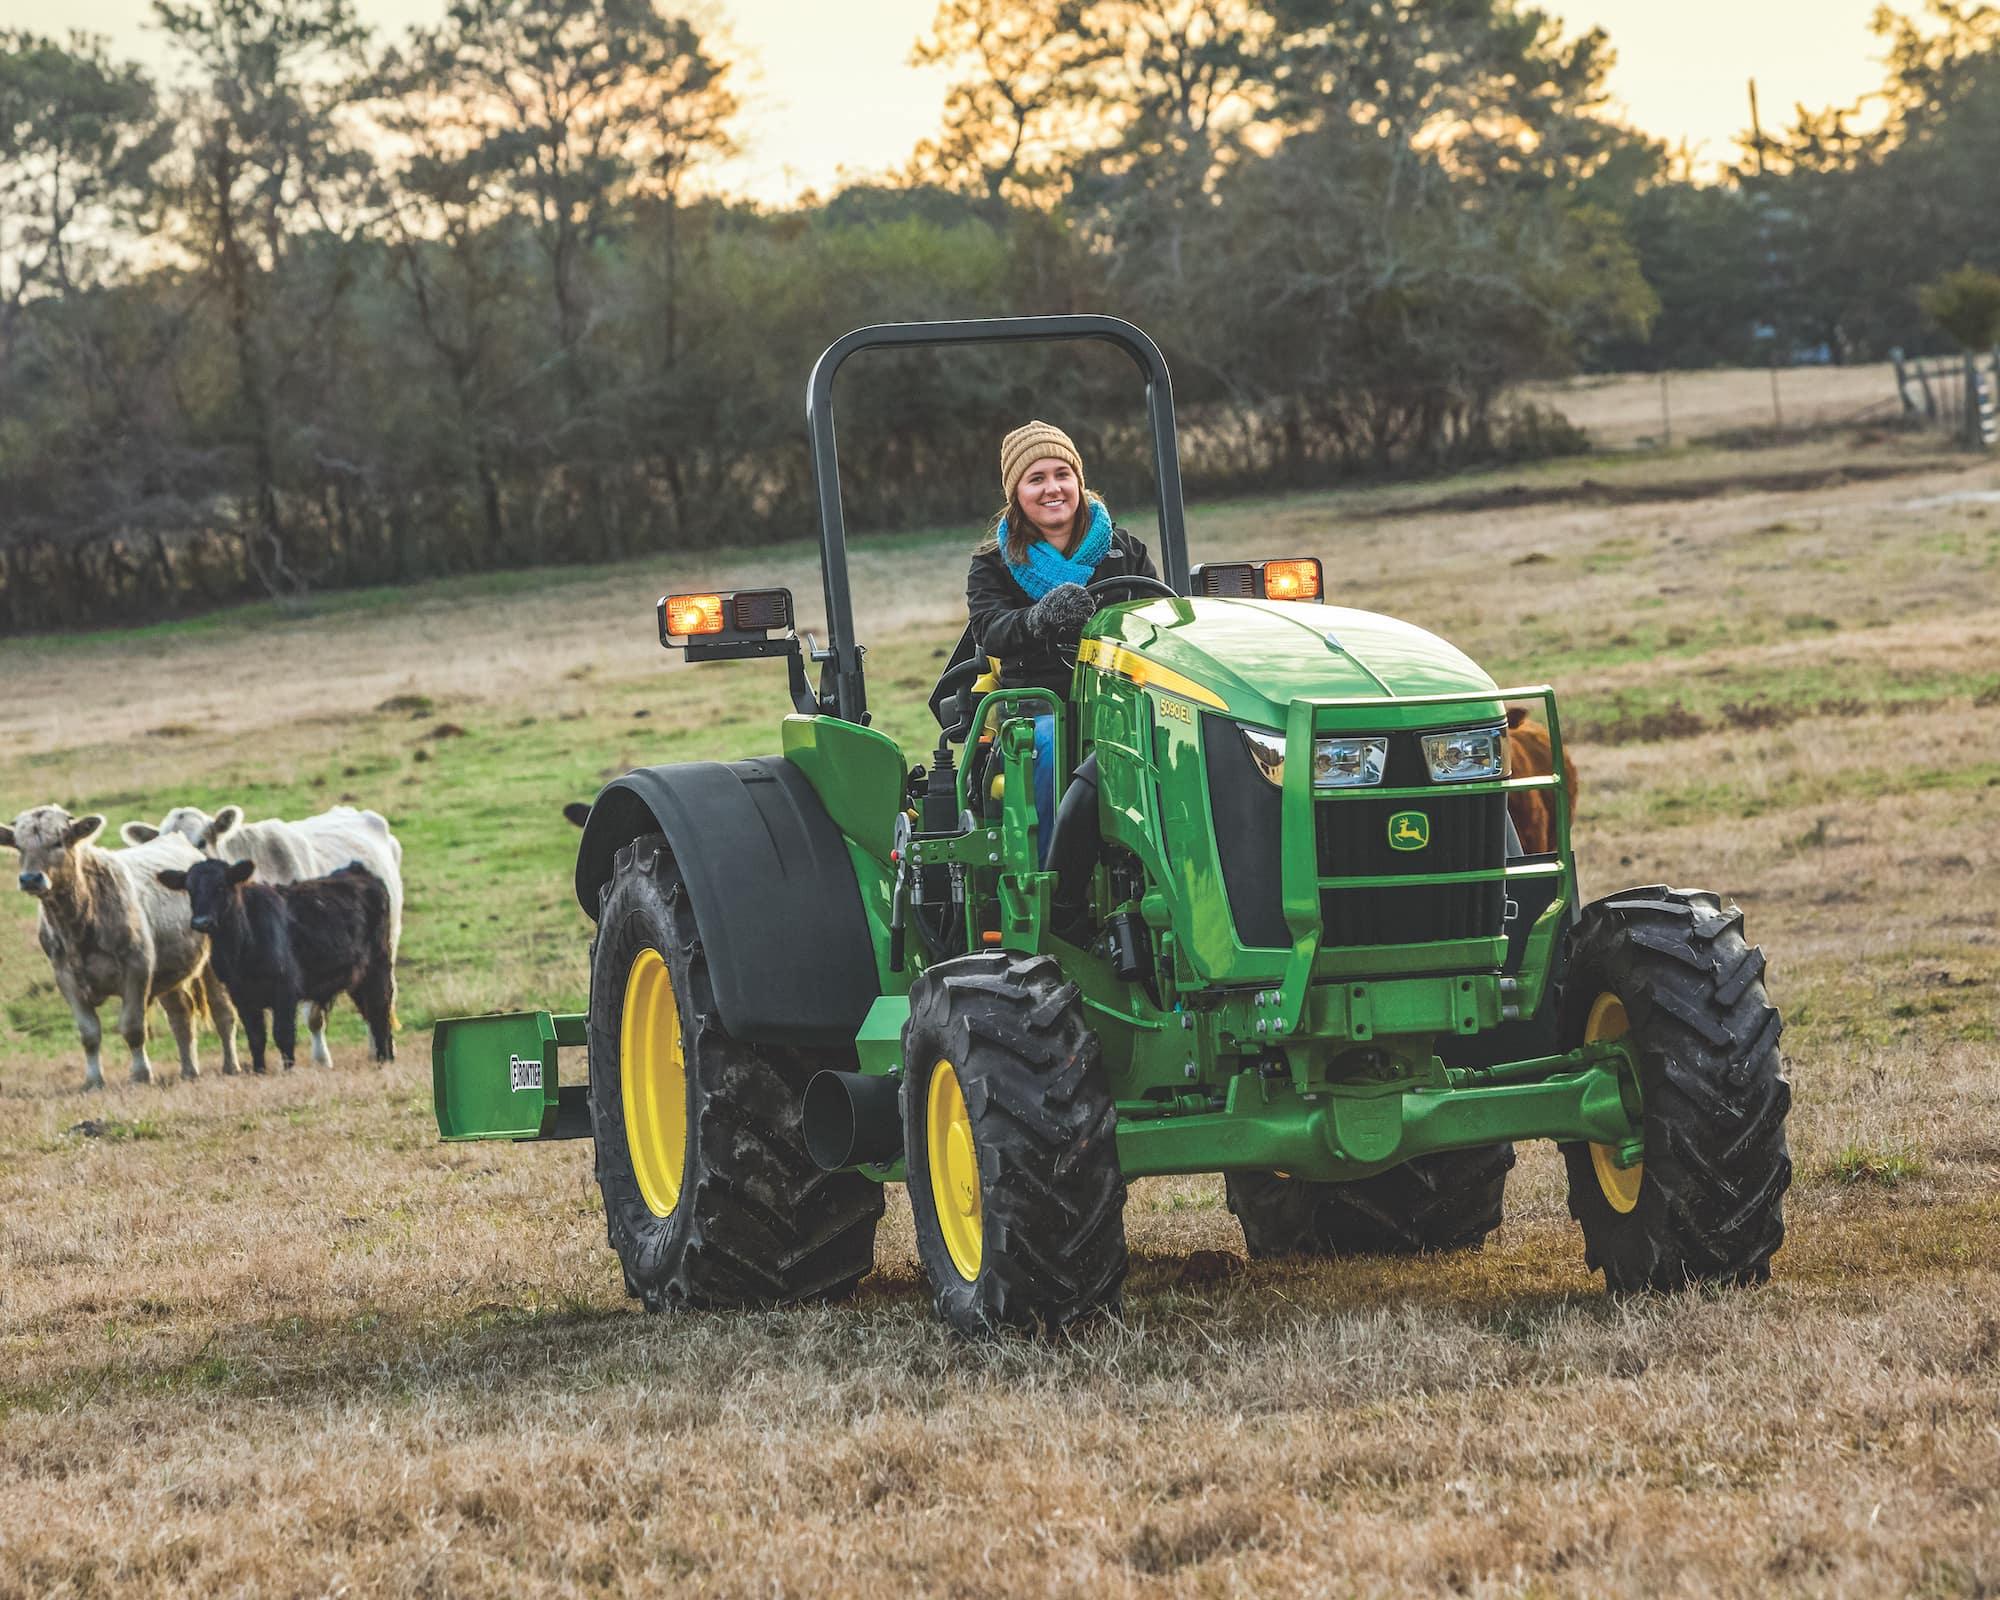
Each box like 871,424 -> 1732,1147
590,835 -> 883,1312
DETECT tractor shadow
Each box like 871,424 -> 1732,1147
11,1245 -> 1622,1423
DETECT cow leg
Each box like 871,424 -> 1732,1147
306,1001 -> 331,1068
273,995 -> 299,1071
243,1009 -> 269,1076
59,973 -> 105,1091
355,961 -> 395,1064
160,985 -> 200,1082
119,974 -> 154,1085
203,968 -> 241,1077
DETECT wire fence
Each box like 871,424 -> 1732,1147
1891,347 -> 2000,447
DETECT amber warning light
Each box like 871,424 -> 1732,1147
656,586 -> 796,654
1262,558 -> 1321,601
1189,557 -> 1325,603
662,593 -> 725,637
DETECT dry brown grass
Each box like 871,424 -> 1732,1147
1526,363 -> 1905,447
3,432 -> 1998,1597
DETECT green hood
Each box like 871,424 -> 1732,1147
1092,598 -> 1504,729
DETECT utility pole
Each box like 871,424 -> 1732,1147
1748,78 -> 1766,175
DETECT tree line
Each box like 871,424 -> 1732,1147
2,0 -> 1996,632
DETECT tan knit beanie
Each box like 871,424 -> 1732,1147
1000,421 -> 1086,508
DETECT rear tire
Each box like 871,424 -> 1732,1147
1226,1143 -> 1515,1259
1559,886 -> 1790,1292
588,834 -> 884,1310
902,951 -> 1127,1337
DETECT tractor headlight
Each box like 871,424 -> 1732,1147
1421,725 -> 1507,782
1240,726 -> 1391,788
1313,736 -> 1388,788
1239,725 -> 1286,786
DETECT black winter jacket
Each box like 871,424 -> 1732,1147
966,526 -> 1159,695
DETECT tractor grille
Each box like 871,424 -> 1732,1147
1203,715 -> 1506,950
1315,784 -> 1507,946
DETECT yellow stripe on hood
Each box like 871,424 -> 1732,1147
1075,637 -> 1227,709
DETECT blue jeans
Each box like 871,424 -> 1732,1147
1033,713 -> 1057,866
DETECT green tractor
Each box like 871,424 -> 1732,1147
433,316 -> 1791,1335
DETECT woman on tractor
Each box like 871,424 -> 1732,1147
966,421 -> 1158,851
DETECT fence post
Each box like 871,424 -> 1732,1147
1977,349 -> 1998,449
1891,347 -> 1916,419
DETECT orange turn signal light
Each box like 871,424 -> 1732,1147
1190,557 -> 1326,603
1263,558 -> 1322,601
663,593 -> 725,637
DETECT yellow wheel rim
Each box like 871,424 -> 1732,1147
1585,992 -> 1642,1214
927,1059 -> 983,1280
620,948 -> 687,1217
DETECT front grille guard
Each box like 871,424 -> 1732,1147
1269,686 -> 1573,1032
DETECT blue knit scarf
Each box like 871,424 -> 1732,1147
1002,499 -> 1113,600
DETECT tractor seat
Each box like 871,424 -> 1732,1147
928,624 -> 1000,736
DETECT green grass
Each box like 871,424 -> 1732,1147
1556,662 -> 2000,744
1821,1144 -> 1928,1188
64,1116 -> 164,1143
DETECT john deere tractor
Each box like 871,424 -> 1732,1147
433,316 -> 1791,1335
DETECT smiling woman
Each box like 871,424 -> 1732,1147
964,420 -> 1161,855
965,420 -> 1158,698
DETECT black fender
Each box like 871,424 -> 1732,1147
575,757 -> 879,1046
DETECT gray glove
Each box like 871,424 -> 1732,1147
1025,582 -> 1096,643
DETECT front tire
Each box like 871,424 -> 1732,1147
587,834 -> 884,1310
1226,1144 -> 1515,1259
1559,886 -> 1791,1292
902,952 -> 1127,1337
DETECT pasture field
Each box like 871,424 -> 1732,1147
2,430 -> 1998,1598
1526,362 -> 1903,448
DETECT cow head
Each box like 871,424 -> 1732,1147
3,806 -> 106,897
127,804 -> 242,855
157,855 -> 256,933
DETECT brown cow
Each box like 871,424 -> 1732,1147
1505,708 -> 1579,855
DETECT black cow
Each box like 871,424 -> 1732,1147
158,857 -> 395,1073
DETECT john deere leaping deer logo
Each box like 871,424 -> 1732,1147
1388,811 -> 1430,851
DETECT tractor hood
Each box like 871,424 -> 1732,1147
1085,598 -> 1505,730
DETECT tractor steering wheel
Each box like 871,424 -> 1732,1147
1086,574 -> 1179,604
1054,574 -> 1182,672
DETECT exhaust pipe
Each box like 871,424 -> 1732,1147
802,1070 -> 902,1171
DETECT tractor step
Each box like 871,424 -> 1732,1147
432,1010 -> 591,1142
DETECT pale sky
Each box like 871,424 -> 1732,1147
11,0 -> 1893,201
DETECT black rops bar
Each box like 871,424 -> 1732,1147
805,314 -> 1192,726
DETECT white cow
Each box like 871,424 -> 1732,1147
3,805 -> 241,1088
124,803 -> 402,1066
123,804 -> 315,883
292,807 -> 404,959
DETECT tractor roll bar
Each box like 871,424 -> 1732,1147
806,314 -> 1191,725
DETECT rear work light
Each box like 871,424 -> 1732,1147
1189,557 -> 1324,602
657,584 -> 824,715
657,586 -> 796,656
